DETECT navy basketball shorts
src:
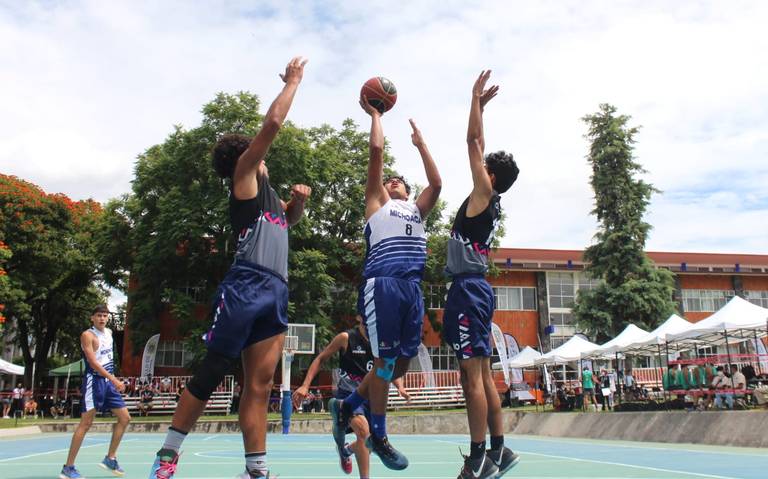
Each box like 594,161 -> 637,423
81,374 -> 126,413
204,260 -> 289,359
336,387 -> 370,418
442,274 -> 495,360
357,276 -> 424,359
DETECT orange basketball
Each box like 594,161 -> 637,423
360,76 -> 397,114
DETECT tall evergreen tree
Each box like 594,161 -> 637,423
573,104 -> 677,342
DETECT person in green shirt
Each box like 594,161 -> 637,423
582,367 -> 596,411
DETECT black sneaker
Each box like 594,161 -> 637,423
487,447 -> 520,478
328,398 -> 349,450
366,435 -> 409,470
457,453 -> 499,479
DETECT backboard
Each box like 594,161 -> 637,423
287,323 -> 315,354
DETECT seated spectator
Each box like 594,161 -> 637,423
730,364 -> 748,408
50,396 -> 68,418
138,384 -> 155,416
311,389 -> 323,412
24,396 -> 38,417
174,383 -> 186,403
712,366 -> 734,410
160,376 -> 172,393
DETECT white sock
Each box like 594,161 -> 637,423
245,452 -> 267,474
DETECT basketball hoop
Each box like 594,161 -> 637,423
284,335 -> 299,359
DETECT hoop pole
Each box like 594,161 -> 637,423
281,350 -> 294,434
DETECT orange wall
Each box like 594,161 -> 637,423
742,276 -> 768,290
678,275 -> 733,290
489,271 -> 538,287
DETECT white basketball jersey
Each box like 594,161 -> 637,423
84,327 -> 115,376
363,199 -> 427,281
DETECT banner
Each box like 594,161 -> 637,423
755,339 -> 768,372
491,323 -> 510,385
140,334 -> 161,379
416,343 -> 436,388
504,333 -> 523,387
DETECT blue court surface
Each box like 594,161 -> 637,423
0,433 -> 765,478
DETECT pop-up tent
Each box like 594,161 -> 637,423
582,324 -> 649,358
621,314 -> 692,354
535,335 -> 600,365
492,346 -> 542,370
0,358 -> 24,375
665,296 -> 768,344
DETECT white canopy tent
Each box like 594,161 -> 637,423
665,296 -> 768,345
581,324 -> 649,358
492,346 -> 542,370
0,358 -> 25,375
621,314 -> 692,354
535,335 -> 601,365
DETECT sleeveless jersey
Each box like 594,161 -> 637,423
83,327 -> 115,376
445,193 -> 501,277
363,199 -> 426,281
337,327 -> 373,391
231,174 -> 289,281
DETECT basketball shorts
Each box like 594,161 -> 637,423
336,387 -> 370,419
357,276 -> 424,359
443,274 -> 495,360
204,260 -> 289,359
81,374 -> 126,413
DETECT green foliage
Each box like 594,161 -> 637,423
0,174 -> 106,387
573,104 -> 677,342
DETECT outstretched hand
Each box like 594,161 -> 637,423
359,94 -> 381,117
409,119 -> 425,147
290,184 -> 312,203
279,56 -> 308,84
472,70 -> 499,109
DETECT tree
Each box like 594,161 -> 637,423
572,104 -> 676,342
0,174 -> 106,387
100,93 -> 410,358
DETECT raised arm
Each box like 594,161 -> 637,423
81,331 -> 125,393
292,332 -> 349,408
232,56 -> 308,200
361,96 -> 390,219
466,70 -> 499,217
411,119 -> 442,218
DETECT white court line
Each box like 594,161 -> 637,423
0,438 -> 138,463
203,434 -> 220,441
433,440 -> 741,479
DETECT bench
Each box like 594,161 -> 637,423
387,386 -> 465,410
122,392 -> 232,416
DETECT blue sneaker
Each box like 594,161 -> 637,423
148,448 -> 180,479
366,435 -> 409,470
100,456 -> 125,477
328,398 -> 347,450
59,465 -> 83,479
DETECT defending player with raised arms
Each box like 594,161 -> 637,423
443,70 -> 520,479
147,57 -> 311,479
328,94 -> 442,471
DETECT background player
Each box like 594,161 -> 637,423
442,70 -> 520,478
60,304 -> 130,479
329,95 -> 442,470
147,56 -> 311,479
293,316 -> 411,478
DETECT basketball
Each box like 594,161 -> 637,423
360,76 -> 397,114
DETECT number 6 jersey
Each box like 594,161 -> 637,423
362,199 -> 426,281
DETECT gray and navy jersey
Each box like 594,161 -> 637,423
337,327 -> 373,392
231,175 -> 289,281
445,193 -> 501,277
83,327 -> 114,376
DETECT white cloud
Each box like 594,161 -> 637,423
1,0 -> 767,255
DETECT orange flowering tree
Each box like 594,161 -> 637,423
0,174 -> 105,387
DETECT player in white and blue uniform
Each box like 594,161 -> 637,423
60,305 -> 130,479
444,70 -> 520,479
329,97 -> 442,471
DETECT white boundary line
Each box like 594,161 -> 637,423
0,438 -> 137,463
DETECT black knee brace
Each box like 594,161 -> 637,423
187,350 -> 236,401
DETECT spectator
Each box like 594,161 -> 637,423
12,383 -> 25,416
174,383 -> 186,404
138,384 -> 155,417
582,366 -> 596,411
1,390 -> 10,418
598,369 -> 613,411
712,366 -> 734,410
24,396 -> 38,418
730,364 -> 747,408
311,388 -> 322,412
231,382 -> 241,414
51,395 -> 68,418
160,376 -> 172,394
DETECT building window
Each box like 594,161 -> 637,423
155,340 -> 189,368
547,273 -> 575,309
550,336 -> 569,349
409,346 -> 457,371
549,312 -> 573,327
492,287 -> 537,311
745,290 -> 768,308
681,289 -> 735,312
425,284 -> 447,310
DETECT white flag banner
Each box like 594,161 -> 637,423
755,339 -> 768,372
416,343 -> 436,388
141,334 -> 161,379
504,333 -> 523,386
491,323 -> 510,385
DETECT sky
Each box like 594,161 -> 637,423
2,1 -> 767,309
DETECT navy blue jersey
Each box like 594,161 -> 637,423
445,193 -> 501,277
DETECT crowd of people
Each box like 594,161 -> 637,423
0,383 -> 73,419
